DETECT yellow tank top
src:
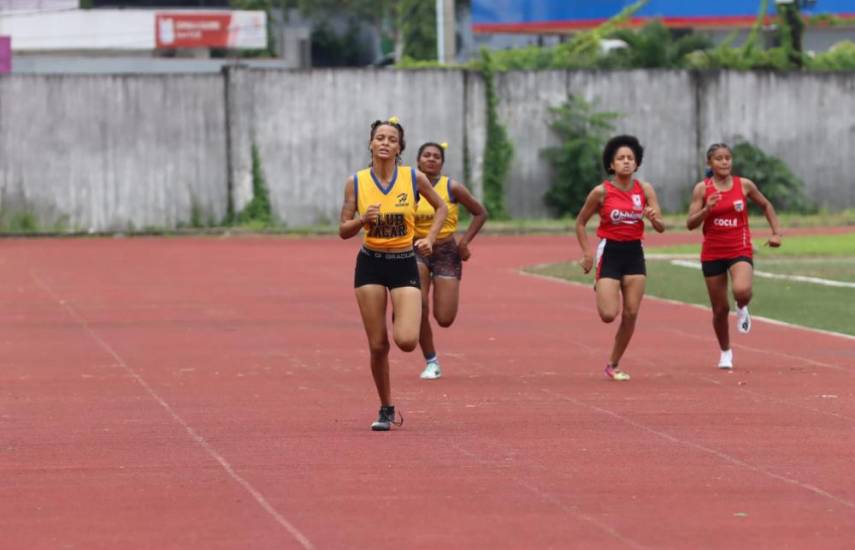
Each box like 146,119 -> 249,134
413,176 -> 459,240
354,165 -> 417,251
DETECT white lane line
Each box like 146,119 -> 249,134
696,374 -> 855,424
670,259 -> 855,289
31,272 -> 315,550
543,389 -> 855,510
453,445 -> 648,550
665,326 -> 849,372
519,269 -> 855,342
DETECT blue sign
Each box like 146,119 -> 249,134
472,1 -> 855,32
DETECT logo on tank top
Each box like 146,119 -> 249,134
609,209 -> 643,225
631,194 -> 642,209
714,218 -> 738,227
396,192 -> 409,207
733,200 -> 744,212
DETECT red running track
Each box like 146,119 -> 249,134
1,232 -> 853,549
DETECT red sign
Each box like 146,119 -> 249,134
0,36 -> 11,74
156,13 -> 232,48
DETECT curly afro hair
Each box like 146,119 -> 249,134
602,135 -> 644,175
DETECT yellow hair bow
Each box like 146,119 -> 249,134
387,115 -> 400,125
440,142 -> 449,150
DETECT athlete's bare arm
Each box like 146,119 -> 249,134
449,180 -> 487,261
575,184 -> 605,274
640,181 -> 666,233
686,181 -> 717,230
339,177 -> 361,239
743,178 -> 782,247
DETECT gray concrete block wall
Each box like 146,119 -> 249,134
494,70 -> 569,218
698,71 -> 855,209
566,70 -> 699,212
494,70 -> 698,218
0,69 -> 853,232
0,74 -> 228,231
230,68 -> 468,227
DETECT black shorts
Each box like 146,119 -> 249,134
596,239 -> 646,281
415,238 -> 462,279
701,256 -> 753,278
354,246 -> 421,289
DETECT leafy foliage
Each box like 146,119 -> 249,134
808,41 -> 855,70
601,22 -> 713,69
236,145 -> 274,225
541,96 -> 620,216
480,49 -> 513,220
730,141 -> 816,213
309,20 -> 370,67
400,0 -> 437,61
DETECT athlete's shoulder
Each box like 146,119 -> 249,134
736,176 -> 757,190
590,183 -> 607,202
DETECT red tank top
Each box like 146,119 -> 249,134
596,180 -> 646,241
701,176 -> 753,261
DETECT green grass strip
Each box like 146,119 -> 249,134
647,233 -> 855,258
526,259 -> 855,336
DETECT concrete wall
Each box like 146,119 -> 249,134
0,69 -> 853,232
697,71 -> 855,209
494,70 -> 854,217
0,74 -> 228,231
494,70 -> 698,217
229,68 -> 468,227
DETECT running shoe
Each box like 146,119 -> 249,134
718,349 -> 733,370
604,364 -> 631,381
737,306 -> 751,334
371,405 -> 403,431
420,359 -> 441,380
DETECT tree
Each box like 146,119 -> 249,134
776,0 -> 806,68
730,141 -> 815,213
285,0 -> 425,63
541,96 -> 620,217
602,21 -> 713,68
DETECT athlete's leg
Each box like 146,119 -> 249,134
390,286 -> 422,352
355,284 -> 391,405
730,261 -> 753,308
432,277 -> 460,327
595,277 -> 622,323
704,273 -> 731,351
607,275 -> 646,366
417,263 -> 436,359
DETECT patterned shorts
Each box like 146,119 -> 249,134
415,237 -> 462,279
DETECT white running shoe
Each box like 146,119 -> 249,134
718,349 -> 733,370
737,306 -> 751,334
420,360 -> 441,380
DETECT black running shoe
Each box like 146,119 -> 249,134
371,405 -> 403,431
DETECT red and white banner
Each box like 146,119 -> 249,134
0,36 -> 11,74
155,12 -> 266,49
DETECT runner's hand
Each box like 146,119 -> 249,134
458,239 -> 471,261
765,234 -> 782,248
643,206 -> 657,222
415,238 -> 433,256
580,254 -> 594,274
362,203 -> 381,225
706,192 -> 721,210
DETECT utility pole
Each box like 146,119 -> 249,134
436,0 -> 455,63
